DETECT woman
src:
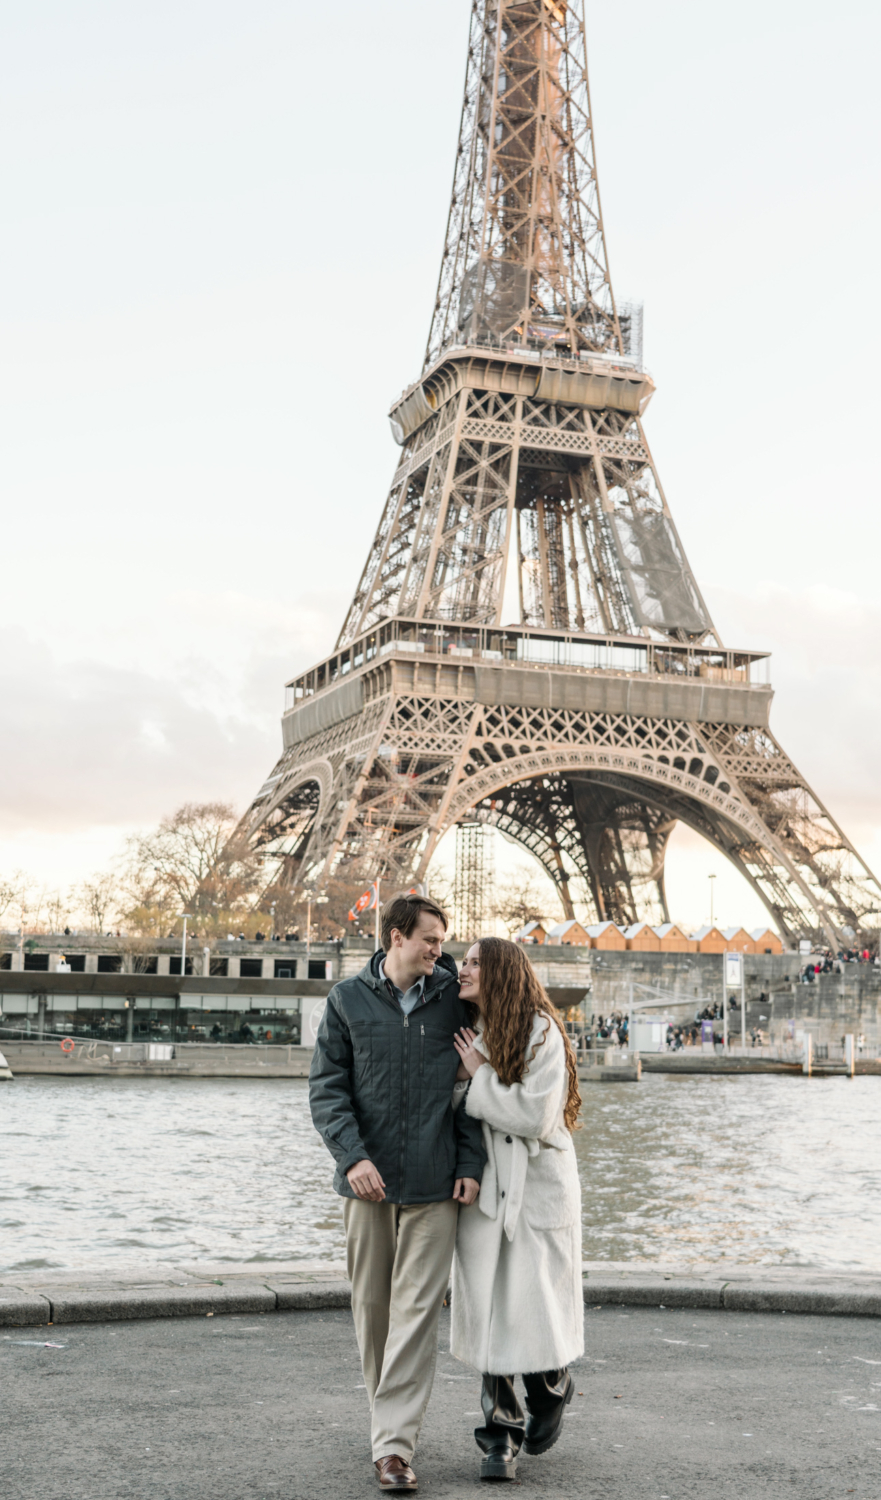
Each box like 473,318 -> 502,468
451,936 -> 583,1482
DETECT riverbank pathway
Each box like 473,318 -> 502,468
5,1302 -> 881,1499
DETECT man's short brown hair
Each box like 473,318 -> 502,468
380,894 -> 448,952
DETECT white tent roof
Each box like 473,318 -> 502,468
547,919 -> 580,940
513,920 -> 544,941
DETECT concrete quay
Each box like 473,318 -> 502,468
5,1301 -> 881,1499
6,1040 -> 880,1079
0,1039 -> 640,1081
0,1037 -> 318,1077
640,1052 -> 881,1076
2,1257 -> 880,1328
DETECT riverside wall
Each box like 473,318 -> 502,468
589,950 -> 881,1048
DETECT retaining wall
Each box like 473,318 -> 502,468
590,951 -> 881,1046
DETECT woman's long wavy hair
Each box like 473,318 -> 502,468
470,935 -> 582,1132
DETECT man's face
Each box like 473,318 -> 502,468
391,911 -> 446,975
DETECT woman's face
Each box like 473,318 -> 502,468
458,943 -> 483,1011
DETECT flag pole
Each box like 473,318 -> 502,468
374,878 -> 381,952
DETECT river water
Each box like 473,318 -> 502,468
2,1075 -> 879,1274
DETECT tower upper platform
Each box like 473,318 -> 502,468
391,342 -> 655,446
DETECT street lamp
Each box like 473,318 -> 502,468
708,874 -> 716,927
180,915 -> 192,976
305,893 -> 329,958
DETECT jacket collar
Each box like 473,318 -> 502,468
360,948 -> 459,1001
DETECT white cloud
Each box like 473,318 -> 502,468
710,582 -> 881,839
0,627 -> 274,835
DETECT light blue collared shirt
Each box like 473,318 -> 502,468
379,957 -> 427,1016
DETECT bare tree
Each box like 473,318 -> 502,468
72,872 -> 119,934
0,871 -> 33,929
121,803 -> 261,936
45,891 -> 70,933
5,873 -> 52,933
265,873 -> 385,942
105,929 -> 164,973
491,864 -> 561,937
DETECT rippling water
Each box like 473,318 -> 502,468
2,1075 -> 879,1274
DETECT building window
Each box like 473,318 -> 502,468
64,955 -> 86,972
169,957 -> 194,975
133,956 -> 158,974
274,961 -> 294,978
240,959 -> 263,978
97,955 -> 123,973
24,953 -> 50,971
0,952 -> 11,970
308,959 -> 328,979
209,957 -> 229,977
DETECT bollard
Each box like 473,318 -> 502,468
844,1034 -> 855,1078
802,1032 -> 812,1077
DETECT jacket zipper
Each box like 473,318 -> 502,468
419,1022 -> 425,1077
399,1012 -> 409,1196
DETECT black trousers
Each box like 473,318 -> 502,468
474,1369 -> 569,1455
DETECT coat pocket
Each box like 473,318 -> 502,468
522,1142 -> 580,1230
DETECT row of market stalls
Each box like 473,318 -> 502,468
514,919 -> 784,954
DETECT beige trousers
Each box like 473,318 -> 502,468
344,1197 -> 458,1463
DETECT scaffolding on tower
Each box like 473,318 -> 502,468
453,822 -> 495,942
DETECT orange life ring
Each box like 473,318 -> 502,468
60,1037 -> 75,1054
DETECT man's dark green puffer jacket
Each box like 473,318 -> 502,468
309,950 -> 486,1203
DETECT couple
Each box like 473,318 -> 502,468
309,893 -> 583,1490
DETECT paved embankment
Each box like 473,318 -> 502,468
640,1054 -> 881,1076
5,1302 -> 881,1499
5,1040 -> 879,1079
2,1258 -> 880,1327
0,1039 -> 317,1077
0,1042 -> 642,1082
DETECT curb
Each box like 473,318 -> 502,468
0,1293 -> 52,1326
3,1272 -> 881,1326
582,1277 -> 881,1318
48,1282 -> 278,1324
583,1277 -> 724,1310
720,1283 -> 881,1317
273,1280 -> 352,1312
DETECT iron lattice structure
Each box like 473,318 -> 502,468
240,0 -> 881,947
453,821 -> 495,940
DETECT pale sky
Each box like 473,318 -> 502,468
2,0 -> 879,932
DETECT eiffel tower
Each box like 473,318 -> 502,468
240,0 -> 881,948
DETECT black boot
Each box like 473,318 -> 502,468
474,1374 -> 523,1481
522,1368 -> 574,1456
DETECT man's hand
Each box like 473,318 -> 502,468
347,1159 -> 386,1202
453,1177 -> 480,1206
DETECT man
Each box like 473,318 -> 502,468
310,894 -> 485,1491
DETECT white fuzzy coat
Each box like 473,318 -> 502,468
450,1013 -> 584,1375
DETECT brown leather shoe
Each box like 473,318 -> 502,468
374,1454 -> 418,1490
